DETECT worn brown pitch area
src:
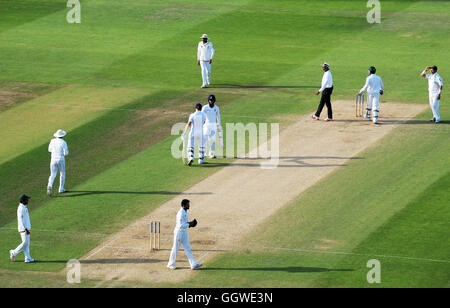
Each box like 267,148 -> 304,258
76,100 -> 427,284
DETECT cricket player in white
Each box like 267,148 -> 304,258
197,34 -> 215,88
202,94 -> 222,158
167,199 -> 202,270
358,66 -> 384,124
9,194 -> 34,263
182,104 -> 206,166
421,65 -> 443,123
47,129 -> 69,196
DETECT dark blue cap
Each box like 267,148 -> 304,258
195,103 -> 202,110
19,194 -> 31,202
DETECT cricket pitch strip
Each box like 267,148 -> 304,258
76,100 -> 427,285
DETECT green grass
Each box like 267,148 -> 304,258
180,107 -> 450,288
0,86 -> 150,164
0,0 -> 449,287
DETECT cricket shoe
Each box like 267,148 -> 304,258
198,159 -> 205,164
47,187 -> 52,197
429,118 -> 436,122
191,263 -> 203,270
311,115 -> 320,120
167,265 -> 176,270
25,258 -> 35,263
59,189 -> 67,194
324,118 -> 334,122
201,85 -> 207,89
187,160 -> 193,166
9,250 -> 15,262
209,154 -> 216,159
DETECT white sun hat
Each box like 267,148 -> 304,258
201,34 -> 208,39
322,62 -> 330,67
53,129 -> 67,138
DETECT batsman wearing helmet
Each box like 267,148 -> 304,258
202,94 -> 222,159
358,66 -> 384,124
181,103 -> 206,166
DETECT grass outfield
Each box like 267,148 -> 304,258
0,0 -> 448,287
179,108 -> 450,288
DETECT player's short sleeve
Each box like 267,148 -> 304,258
188,113 -> 194,123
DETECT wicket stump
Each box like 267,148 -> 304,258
150,220 -> 161,251
355,93 -> 365,117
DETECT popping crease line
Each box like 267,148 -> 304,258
2,227 -> 448,264
253,245 -> 450,264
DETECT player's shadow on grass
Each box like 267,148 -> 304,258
56,191 -> 213,198
78,259 -> 166,264
25,259 -> 163,264
193,156 -> 363,168
334,119 -> 449,125
213,84 -> 317,89
384,119 -> 450,125
203,266 -> 354,273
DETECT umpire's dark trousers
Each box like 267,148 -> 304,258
315,86 -> 333,119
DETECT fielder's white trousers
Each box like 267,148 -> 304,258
48,158 -> 66,192
188,133 -> 205,161
429,92 -> 440,122
12,232 -> 32,261
167,230 -> 199,268
200,61 -> 211,87
203,123 -> 217,157
366,92 -> 380,123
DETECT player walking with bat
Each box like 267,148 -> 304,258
167,199 -> 202,270
181,103 -> 206,166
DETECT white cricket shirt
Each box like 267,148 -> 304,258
426,73 -> 444,94
174,208 -> 190,232
202,104 -> 221,125
360,74 -> 384,95
48,138 -> 69,160
188,110 -> 206,136
17,203 -> 31,232
197,41 -> 215,61
319,70 -> 333,93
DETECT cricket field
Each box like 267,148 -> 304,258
0,0 -> 449,288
